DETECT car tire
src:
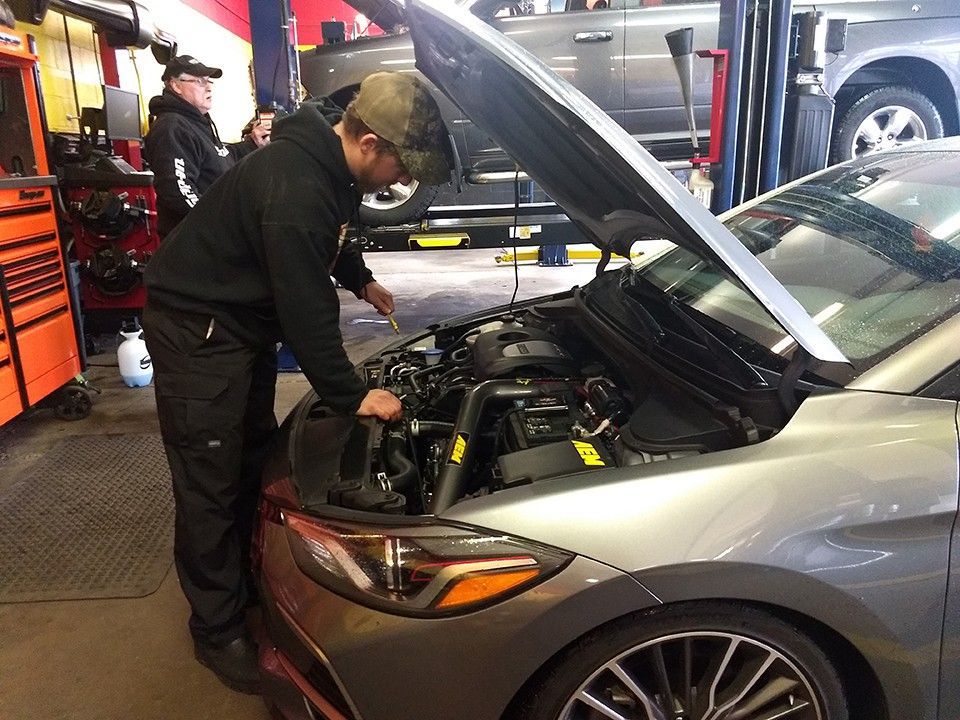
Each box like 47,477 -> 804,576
359,179 -> 440,227
511,602 -> 849,720
831,85 -> 944,164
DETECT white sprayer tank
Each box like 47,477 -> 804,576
117,328 -> 153,387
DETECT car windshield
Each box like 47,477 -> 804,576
631,149 -> 960,378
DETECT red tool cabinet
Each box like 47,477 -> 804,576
0,30 -> 82,426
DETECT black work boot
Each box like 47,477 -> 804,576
193,632 -> 261,694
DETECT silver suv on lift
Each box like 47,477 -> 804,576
300,0 -> 960,225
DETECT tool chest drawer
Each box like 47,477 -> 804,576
16,307 -> 78,405
0,309 -> 21,424
2,249 -> 68,327
0,227 -> 59,264
0,365 -> 21,425
0,178 -> 81,421
0,185 -> 57,250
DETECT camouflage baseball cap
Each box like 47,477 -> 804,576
352,72 -> 454,186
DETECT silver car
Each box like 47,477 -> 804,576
256,1 -> 960,718
302,0 -> 960,225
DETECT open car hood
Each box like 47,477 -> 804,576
405,0 -> 848,365
341,0 -> 405,32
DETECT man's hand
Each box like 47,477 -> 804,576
250,121 -> 271,147
356,389 -> 402,421
360,281 -> 395,315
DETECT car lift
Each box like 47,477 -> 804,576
247,0 -> 835,254
349,157 -> 703,255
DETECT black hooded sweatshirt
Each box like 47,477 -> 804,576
144,100 -> 375,414
144,88 -> 257,237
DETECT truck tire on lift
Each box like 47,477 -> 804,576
831,85 -> 944,164
358,180 -> 440,227
54,386 -> 92,421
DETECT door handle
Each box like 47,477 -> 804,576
574,30 -> 613,42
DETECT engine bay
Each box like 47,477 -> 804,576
291,295 -> 770,516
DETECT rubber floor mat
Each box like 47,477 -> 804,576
0,434 -> 173,602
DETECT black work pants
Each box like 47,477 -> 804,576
143,304 -> 278,646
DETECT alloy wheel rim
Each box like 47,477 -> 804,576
362,179 -> 420,212
850,104 -> 927,158
557,630 -> 824,720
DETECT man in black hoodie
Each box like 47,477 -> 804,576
144,54 -> 270,238
143,72 -> 453,694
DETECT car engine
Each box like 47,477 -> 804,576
291,300 -> 762,516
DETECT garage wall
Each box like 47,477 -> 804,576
121,0 -> 257,142
18,11 -> 102,135
294,0 -> 383,46
17,0 -> 380,142
17,1 -> 258,142
175,0 -> 380,46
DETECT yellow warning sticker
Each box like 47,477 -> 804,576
450,433 -> 468,465
572,440 -> 605,467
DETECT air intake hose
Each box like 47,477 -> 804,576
380,430 -> 417,492
429,379 -> 568,514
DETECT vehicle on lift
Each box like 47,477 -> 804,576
256,1 -> 960,718
301,0 -> 960,226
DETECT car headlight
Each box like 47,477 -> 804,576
282,511 -> 572,616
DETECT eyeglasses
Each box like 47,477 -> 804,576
176,76 -> 214,87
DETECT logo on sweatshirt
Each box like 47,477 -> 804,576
174,158 -> 200,207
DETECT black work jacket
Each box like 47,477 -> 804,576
144,89 -> 257,237
144,99 -> 374,414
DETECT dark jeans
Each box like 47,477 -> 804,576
144,304 -> 278,645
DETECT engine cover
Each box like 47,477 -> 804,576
498,437 -> 615,487
472,327 -> 577,380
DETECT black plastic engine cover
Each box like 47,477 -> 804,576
504,391 -> 585,451
498,437 -> 614,487
622,388 -> 735,453
472,327 -> 577,380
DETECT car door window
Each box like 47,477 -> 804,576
564,0 -> 621,11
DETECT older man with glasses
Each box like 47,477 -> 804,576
144,54 -> 270,238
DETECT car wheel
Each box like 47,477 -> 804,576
831,85 -> 944,164
513,603 -> 848,720
359,179 -> 440,227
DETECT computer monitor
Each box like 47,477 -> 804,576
102,85 -> 141,141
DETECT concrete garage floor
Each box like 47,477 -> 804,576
0,248 -> 610,720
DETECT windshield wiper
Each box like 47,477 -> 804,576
620,267 -> 768,389
668,299 -> 769,388
616,273 -> 664,346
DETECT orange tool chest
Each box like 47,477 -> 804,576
0,29 -> 82,426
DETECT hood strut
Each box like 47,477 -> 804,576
777,347 -> 816,415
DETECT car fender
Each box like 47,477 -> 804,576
826,15 -> 960,127
635,560 -> 932,719
448,390 -> 959,720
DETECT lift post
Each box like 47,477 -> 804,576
714,0 -> 750,212
780,10 -> 835,182
249,0 -> 300,113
